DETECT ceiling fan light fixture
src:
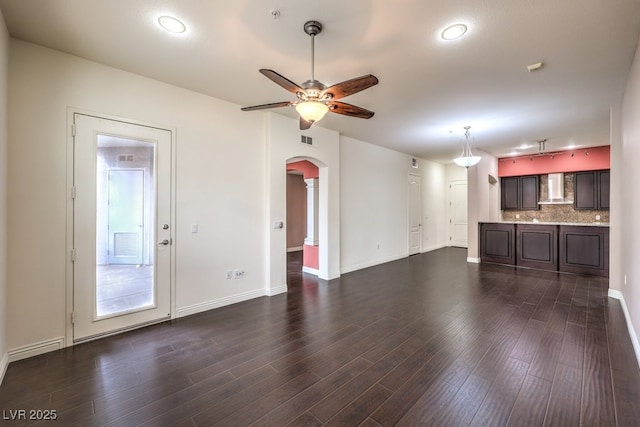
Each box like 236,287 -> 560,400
158,16 -> 186,33
295,101 -> 329,123
441,23 -> 467,40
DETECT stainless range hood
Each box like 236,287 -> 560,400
539,173 -> 573,204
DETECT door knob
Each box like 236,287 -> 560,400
158,239 -> 170,246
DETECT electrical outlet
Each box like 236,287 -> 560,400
233,269 -> 245,279
595,215 -> 601,221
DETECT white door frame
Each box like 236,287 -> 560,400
65,109 -> 177,346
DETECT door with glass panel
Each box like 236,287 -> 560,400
72,113 -> 172,341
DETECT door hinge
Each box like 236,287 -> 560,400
71,312 -> 76,324
70,249 -> 76,262
71,186 -> 77,199
71,123 -> 76,137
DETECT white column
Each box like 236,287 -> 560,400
304,178 -> 319,246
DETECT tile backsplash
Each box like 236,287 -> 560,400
502,173 -> 610,223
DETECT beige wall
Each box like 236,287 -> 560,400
7,40 -> 267,350
286,173 -> 306,249
620,33 -> 640,360
467,150 -> 500,261
0,10 -> 9,381
339,136 -> 447,273
266,113 -> 341,285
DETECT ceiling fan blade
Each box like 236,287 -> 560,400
328,101 -> 375,119
259,69 -> 303,94
300,117 -> 313,130
241,101 -> 293,111
322,74 -> 379,100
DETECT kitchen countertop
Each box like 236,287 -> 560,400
481,220 -> 610,227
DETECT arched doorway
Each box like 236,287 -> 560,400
264,112 -> 340,296
286,159 -> 320,282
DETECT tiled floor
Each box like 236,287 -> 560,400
96,264 -> 153,317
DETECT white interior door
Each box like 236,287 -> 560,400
73,113 -> 172,342
450,180 -> 468,248
408,174 -> 422,255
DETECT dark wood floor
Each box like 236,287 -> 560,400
2,247 -> 640,426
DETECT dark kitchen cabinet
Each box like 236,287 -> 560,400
574,170 -> 610,210
559,225 -> 609,277
480,222 -> 609,277
520,176 -> 539,210
598,170 -> 610,210
516,224 -> 558,271
480,222 -> 515,265
501,177 -> 519,210
501,175 -> 539,210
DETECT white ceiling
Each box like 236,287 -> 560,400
1,0 -> 639,163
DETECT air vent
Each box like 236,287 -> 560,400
300,135 -> 313,146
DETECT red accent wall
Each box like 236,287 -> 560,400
498,145 -> 610,177
303,244 -> 319,269
287,160 -> 319,179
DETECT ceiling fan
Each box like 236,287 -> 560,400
241,20 -> 379,130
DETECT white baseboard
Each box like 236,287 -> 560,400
467,257 -> 481,263
320,271 -> 341,281
7,337 -> 65,364
341,253 -> 407,275
608,289 -> 640,369
266,284 -> 288,296
302,266 -> 319,276
176,289 -> 265,318
0,351 -> 8,385
287,246 -> 303,253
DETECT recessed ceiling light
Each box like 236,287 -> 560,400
158,16 -> 186,33
441,24 -> 467,40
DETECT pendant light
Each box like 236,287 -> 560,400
453,126 -> 481,168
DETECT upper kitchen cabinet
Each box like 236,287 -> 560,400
574,170 -> 610,210
501,175 -> 539,210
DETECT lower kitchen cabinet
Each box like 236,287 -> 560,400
479,223 -> 609,277
480,223 -> 515,265
516,224 -> 558,271
559,225 -> 609,277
